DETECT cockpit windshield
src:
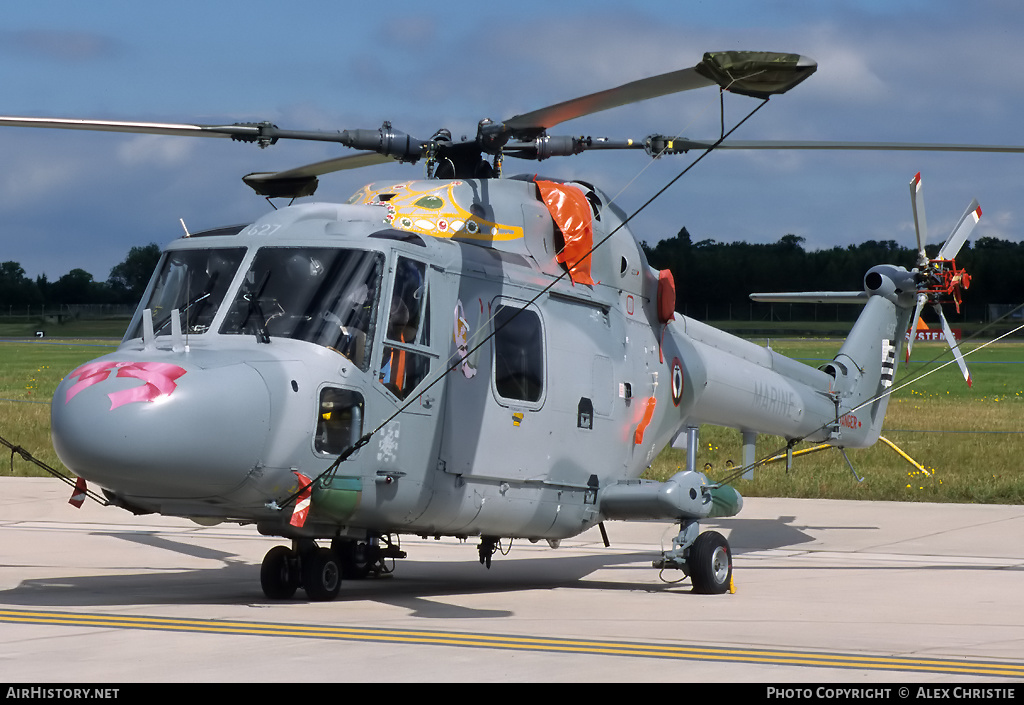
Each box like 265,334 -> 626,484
126,247 -> 246,340
219,247 -> 384,370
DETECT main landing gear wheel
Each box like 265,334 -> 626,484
302,547 -> 342,601
687,531 -> 732,594
260,545 -> 299,599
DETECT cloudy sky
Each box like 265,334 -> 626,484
3,0 -> 1024,284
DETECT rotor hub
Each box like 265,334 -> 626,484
920,258 -> 971,313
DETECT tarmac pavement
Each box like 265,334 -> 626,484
1,477 -> 1023,683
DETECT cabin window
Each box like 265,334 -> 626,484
493,304 -> 544,403
219,247 -> 384,370
315,387 -> 364,455
379,257 -> 432,400
126,247 -> 245,340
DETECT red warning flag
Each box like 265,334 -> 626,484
289,473 -> 312,528
68,476 -> 87,508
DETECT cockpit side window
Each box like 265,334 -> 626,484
219,247 -> 384,370
379,257 -> 432,400
385,258 -> 429,346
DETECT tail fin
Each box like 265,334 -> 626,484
830,290 -> 914,445
752,264 -> 916,448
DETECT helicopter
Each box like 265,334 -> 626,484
1,50 -> 989,600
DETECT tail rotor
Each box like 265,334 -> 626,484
905,172 -> 979,386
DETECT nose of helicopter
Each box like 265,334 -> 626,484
51,356 -> 272,499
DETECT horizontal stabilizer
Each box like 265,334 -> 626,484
750,291 -> 868,304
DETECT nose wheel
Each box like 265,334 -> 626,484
302,547 -> 342,601
260,536 -> 404,601
260,545 -> 299,599
259,543 -> 341,601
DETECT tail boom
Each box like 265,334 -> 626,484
662,265 -> 915,450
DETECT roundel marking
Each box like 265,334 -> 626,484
671,358 -> 684,407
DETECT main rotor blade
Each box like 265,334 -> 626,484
0,116 -> 358,146
909,172 -> 929,266
0,115 -> 236,138
937,199 -> 983,261
676,139 -> 1024,154
241,152 -> 396,198
261,152 -> 394,180
934,304 -> 971,387
502,52 -> 816,136
502,67 -> 717,134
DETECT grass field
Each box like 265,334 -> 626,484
0,339 -> 119,476
0,317 -> 130,339
1,330 -> 1022,504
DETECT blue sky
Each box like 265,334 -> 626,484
3,0 -> 1024,285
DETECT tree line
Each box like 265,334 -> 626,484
0,244 -> 160,310
642,230 -> 1024,314
2,233 -> 1022,314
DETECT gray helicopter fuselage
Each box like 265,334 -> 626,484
51,177 -> 913,543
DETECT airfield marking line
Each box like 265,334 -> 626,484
2,608 -> 1023,677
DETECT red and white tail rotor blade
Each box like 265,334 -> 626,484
909,172 -> 929,267
905,292 -> 927,363
933,304 -> 971,387
937,199 -> 982,261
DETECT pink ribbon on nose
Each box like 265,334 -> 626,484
65,361 -> 187,410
